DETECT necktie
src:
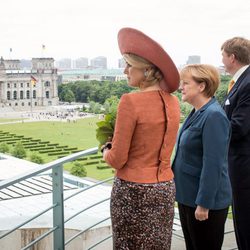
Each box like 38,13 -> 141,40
227,79 -> 235,94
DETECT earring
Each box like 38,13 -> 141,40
144,70 -> 148,77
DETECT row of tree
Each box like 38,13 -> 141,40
0,142 -> 44,163
58,80 -> 132,104
59,75 -> 231,119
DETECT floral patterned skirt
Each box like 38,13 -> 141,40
111,177 -> 175,250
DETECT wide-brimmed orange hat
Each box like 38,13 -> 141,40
118,27 -> 179,93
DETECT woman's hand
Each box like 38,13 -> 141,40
195,205 -> 209,221
102,147 -> 109,160
101,141 -> 112,160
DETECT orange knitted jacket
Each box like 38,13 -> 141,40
104,90 -> 180,183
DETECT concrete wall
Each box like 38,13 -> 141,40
0,226 -> 112,250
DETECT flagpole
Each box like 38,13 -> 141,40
30,78 -> 33,115
30,75 -> 37,115
41,44 -> 45,57
9,48 -> 12,59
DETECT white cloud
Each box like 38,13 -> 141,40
0,0 -> 249,67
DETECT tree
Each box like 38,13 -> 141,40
88,101 -> 102,114
103,96 -> 119,116
58,80 -> 132,104
215,84 -> 228,105
12,142 -> 26,159
59,88 -> 75,103
30,153 -> 44,164
215,75 -> 231,105
0,143 -> 10,153
70,162 -> 87,177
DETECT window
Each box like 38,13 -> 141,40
26,90 -> 30,99
15,103 -> 18,106
21,83 -> 23,87
13,91 -> 17,100
46,91 -> 50,98
14,83 -> 17,88
20,91 -> 24,99
45,81 -> 50,87
22,102 -> 24,106
7,83 -> 10,88
27,82 -> 30,87
33,90 -> 36,99
7,91 -> 11,100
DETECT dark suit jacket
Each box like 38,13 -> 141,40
222,66 -> 250,189
173,98 -> 232,209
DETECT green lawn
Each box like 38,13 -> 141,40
0,118 -> 99,149
63,162 -> 114,180
0,118 -> 27,123
0,117 -> 115,181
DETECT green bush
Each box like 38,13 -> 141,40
12,142 -> 26,159
90,155 -> 102,159
97,165 -> 110,170
30,153 -> 44,164
0,143 -> 10,153
76,157 -> 88,161
180,102 -> 192,119
70,162 -> 87,177
85,160 -> 99,165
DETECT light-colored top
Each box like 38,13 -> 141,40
232,65 -> 249,82
104,90 -> 180,183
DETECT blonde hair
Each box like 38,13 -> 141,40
180,64 -> 220,97
123,53 -> 163,88
221,37 -> 250,65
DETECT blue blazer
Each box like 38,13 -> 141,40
172,98 -> 232,209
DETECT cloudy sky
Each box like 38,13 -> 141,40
0,0 -> 249,68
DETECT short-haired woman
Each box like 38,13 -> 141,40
172,64 -> 232,250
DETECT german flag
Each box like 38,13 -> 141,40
31,75 -> 37,86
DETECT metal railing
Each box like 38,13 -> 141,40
0,147 -> 113,250
0,147 -> 237,250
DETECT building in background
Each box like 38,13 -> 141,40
55,58 -> 72,70
72,57 -> 88,69
20,59 -> 32,69
90,56 -> 107,69
118,58 -> 126,68
0,57 -> 59,109
186,55 -> 201,64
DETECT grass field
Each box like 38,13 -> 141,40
0,118 -> 99,149
0,118 -> 27,123
0,117 -> 115,180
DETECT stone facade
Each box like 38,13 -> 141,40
0,57 -> 59,109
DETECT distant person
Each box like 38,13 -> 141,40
172,64 -> 232,250
102,27 -> 180,249
221,37 -> 250,250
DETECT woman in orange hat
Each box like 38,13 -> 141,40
102,27 -> 180,249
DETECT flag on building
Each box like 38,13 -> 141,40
31,75 -> 37,86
